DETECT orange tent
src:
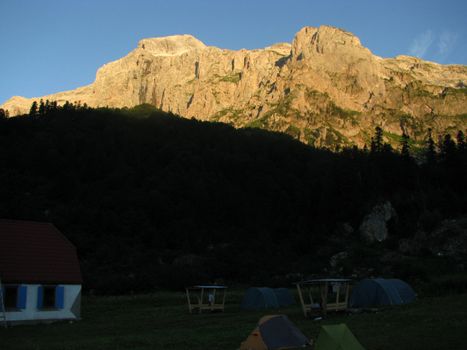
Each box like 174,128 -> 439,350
240,315 -> 311,350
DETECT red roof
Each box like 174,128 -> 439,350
0,219 -> 82,284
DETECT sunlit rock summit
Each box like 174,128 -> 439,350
2,26 -> 466,148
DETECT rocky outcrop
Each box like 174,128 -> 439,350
398,216 -> 467,265
359,201 -> 396,243
2,26 -> 466,148
428,218 -> 467,260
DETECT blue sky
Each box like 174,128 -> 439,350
1,0 -> 466,104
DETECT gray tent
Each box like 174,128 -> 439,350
350,278 -> 416,308
240,315 -> 311,350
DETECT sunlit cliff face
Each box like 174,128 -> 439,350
2,25 -> 466,148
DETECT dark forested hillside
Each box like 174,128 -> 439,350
0,104 -> 466,293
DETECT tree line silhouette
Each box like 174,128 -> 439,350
0,102 -> 465,293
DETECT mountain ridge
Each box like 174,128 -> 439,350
2,25 -> 466,148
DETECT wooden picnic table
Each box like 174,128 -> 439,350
295,278 -> 352,317
185,285 -> 227,314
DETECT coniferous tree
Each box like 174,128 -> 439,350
38,99 -> 46,117
1,102 -> 467,292
0,108 -> 7,119
457,130 -> 465,152
382,143 -> 393,154
63,101 -> 72,111
29,101 -> 38,117
440,134 -> 456,163
426,128 -> 436,163
401,131 -> 411,158
370,126 -> 383,153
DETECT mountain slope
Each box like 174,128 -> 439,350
1,107 -> 466,291
2,25 -> 466,148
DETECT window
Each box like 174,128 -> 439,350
43,286 -> 56,308
1,285 -> 27,310
4,286 -> 18,309
37,285 -> 64,310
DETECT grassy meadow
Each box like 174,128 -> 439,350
0,290 -> 466,350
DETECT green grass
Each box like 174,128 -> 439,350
404,82 -> 436,98
285,125 -> 301,139
383,130 -> 404,144
382,130 -> 425,151
219,73 -> 242,84
245,116 -> 269,129
305,87 -> 361,125
305,87 -> 330,100
211,108 -> 244,122
326,103 -> 360,124
453,113 -> 467,120
261,93 -> 297,119
444,87 -> 467,96
1,292 -> 467,349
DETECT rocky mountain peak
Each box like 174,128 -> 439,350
264,42 -> 292,56
291,25 -> 366,59
2,26 -> 466,149
137,34 -> 207,56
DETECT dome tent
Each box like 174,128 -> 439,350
241,287 -> 280,310
239,315 -> 311,350
315,324 -> 365,350
350,278 -> 416,308
273,288 -> 295,306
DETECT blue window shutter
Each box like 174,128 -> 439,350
37,286 -> 44,309
55,286 -> 65,309
17,286 -> 27,309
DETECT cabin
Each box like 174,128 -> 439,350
0,219 -> 82,325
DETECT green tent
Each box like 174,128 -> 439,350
315,324 -> 365,350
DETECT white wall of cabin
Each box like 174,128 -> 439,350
5,284 -> 81,323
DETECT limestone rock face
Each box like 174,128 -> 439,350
137,35 -> 207,56
2,25 -> 466,148
359,201 -> 396,243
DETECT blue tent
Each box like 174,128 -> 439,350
350,278 -> 416,308
241,287 -> 280,310
273,288 -> 295,306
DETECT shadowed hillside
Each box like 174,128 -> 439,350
0,104 -> 466,293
